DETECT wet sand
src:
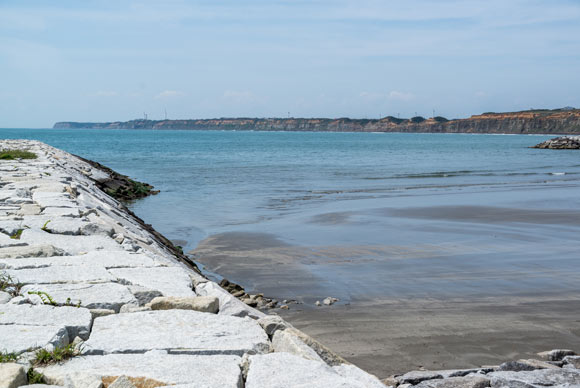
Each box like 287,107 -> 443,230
191,204 -> 580,378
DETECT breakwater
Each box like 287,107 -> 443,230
0,140 -> 385,387
54,109 -> 580,134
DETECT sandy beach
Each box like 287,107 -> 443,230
192,204 -> 580,378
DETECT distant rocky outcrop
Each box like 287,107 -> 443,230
54,108 -> 580,134
532,135 -> 580,149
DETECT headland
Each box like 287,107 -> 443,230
54,108 -> 580,134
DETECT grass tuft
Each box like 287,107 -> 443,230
0,351 -> 18,363
0,149 -> 37,160
33,343 -> 80,366
27,368 -> 45,383
10,229 -> 24,240
0,271 -> 23,297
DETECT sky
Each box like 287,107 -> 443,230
1,0 -> 580,128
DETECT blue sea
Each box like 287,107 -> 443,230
2,128 -> 580,303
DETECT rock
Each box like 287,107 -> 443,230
6,265 -> 113,285
323,296 -> 339,305
83,310 -> 271,356
537,349 -> 576,361
0,250 -> 161,270
381,376 -> 398,387
516,359 -> 561,370
0,290 -> 11,303
0,363 -> 27,388
38,353 -> 243,387
488,368 -> 580,387
18,230 -> 122,255
119,303 -> 151,313
17,203 -> 42,216
246,353 -> 385,388
242,298 -> 258,307
283,327 -> 349,366
533,136 -> 580,149
564,356 -> 580,369
148,296 -> 219,313
19,385 -> 64,388
195,281 -> 265,319
279,304 -> 289,309
0,304 -> 92,340
21,283 -> 137,312
272,329 -> 323,362
0,324 -> 68,354
315,300 -> 321,306
257,315 -> 291,336
0,244 -> 65,259
398,370 -> 444,385
414,376 -> 490,388
108,376 -> 137,388
90,308 -> 116,319
127,285 -> 163,306
108,267 -> 195,297
498,361 -> 538,372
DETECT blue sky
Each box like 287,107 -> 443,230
1,0 -> 580,127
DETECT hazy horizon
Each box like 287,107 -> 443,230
1,0 -> 580,128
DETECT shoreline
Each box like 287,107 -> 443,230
52,108 -> 580,135
0,139 -> 385,387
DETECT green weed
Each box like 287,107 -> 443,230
0,149 -> 37,160
0,351 -> 18,363
33,343 -> 80,365
41,220 -> 51,232
27,368 -> 45,383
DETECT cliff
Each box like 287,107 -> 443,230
54,108 -> 580,134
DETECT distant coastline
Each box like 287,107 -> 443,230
54,108 -> 580,134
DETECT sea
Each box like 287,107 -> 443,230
2,128 -> 580,304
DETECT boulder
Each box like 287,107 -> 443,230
245,353 -> 385,388
148,296 -> 219,313
0,324 -> 68,354
83,310 -> 271,356
195,281 -> 265,319
537,349 -> 576,361
0,304 -> 92,340
257,315 -> 291,336
108,267 -> 194,297
414,376 -> 490,388
21,283 -> 137,312
0,290 -> 11,304
398,370 -> 444,385
0,244 -> 65,259
6,265 -> 113,285
108,376 -> 137,388
38,353 -> 243,387
0,363 -> 27,388
0,251 -> 160,270
564,356 -> 580,369
272,329 -> 323,362
488,368 -> 580,387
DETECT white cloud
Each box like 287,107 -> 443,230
223,90 -> 256,103
359,91 -> 384,101
388,91 -> 414,101
91,90 -> 118,97
155,90 -> 185,99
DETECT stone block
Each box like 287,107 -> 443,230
38,353 -> 243,387
83,310 -> 270,356
109,267 -> 194,297
148,296 -> 219,313
246,353 -> 385,388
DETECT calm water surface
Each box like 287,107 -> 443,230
2,128 -> 579,302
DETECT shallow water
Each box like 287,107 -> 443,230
2,128 -> 579,304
